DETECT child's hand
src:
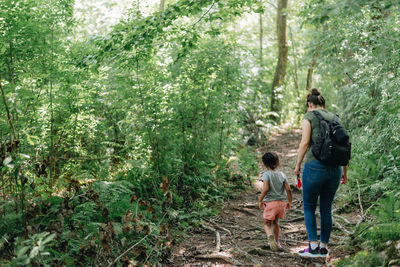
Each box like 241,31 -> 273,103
286,202 -> 291,210
259,201 -> 264,210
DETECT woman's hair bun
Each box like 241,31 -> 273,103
311,88 -> 321,96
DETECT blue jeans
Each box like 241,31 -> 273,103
302,160 -> 341,244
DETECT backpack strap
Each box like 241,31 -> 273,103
333,114 -> 340,122
312,110 -> 325,121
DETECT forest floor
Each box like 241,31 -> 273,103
167,128 -> 358,266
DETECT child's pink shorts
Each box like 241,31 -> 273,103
263,200 -> 287,221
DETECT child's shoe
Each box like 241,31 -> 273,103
298,243 -> 321,257
268,235 -> 279,251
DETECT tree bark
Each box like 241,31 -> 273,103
259,1 -> 263,66
160,0 -> 166,12
0,82 -> 17,142
306,53 -> 317,91
270,0 -> 288,118
288,26 -> 299,91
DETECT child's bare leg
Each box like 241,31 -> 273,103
264,219 -> 278,251
272,218 -> 280,242
263,219 -> 273,236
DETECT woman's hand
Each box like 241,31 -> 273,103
286,202 -> 291,210
341,166 -> 348,184
259,201 -> 264,210
341,173 -> 348,184
294,165 -> 301,176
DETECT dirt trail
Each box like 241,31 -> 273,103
168,129 -> 351,266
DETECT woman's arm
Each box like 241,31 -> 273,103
294,119 -> 311,175
258,181 -> 269,209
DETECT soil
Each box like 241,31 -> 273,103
167,128 -> 355,266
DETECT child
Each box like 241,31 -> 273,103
258,152 -> 292,251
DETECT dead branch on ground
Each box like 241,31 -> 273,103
332,217 -> 352,235
356,179 -> 364,216
333,214 -> 351,225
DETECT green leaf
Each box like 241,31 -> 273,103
3,157 -> 12,166
42,233 -> 56,245
29,246 -> 39,258
17,246 -> 29,258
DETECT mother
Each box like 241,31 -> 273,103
294,88 -> 348,258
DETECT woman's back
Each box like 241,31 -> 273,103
303,109 -> 335,163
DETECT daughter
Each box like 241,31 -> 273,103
258,152 -> 292,251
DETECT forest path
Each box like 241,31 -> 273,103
168,128 -> 354,266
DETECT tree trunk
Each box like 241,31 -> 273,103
254,0 -> 264,104
259,0 -> 263,67
160,0 -> 166,12
288,26 -> 299,92
270,0 -> 288,118
0,82 -> 17,142
306,53 -> 317,91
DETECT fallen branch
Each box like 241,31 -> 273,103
332,217 -> 352,235
352,202 -> 378,235
356,179 -> 364,216
333,214 -> 351,225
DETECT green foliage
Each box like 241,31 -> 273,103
337,251 -> 386,267
10,232 -> 56,266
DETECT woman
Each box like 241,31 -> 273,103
294,88 -> 348,258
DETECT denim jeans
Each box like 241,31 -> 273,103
302,160 -> 342,244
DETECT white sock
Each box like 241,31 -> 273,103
320,242 -> 327,249
310,241 -> 319,250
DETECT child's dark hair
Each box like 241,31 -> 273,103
306,88 -> 326,108
262,152 -> 279,170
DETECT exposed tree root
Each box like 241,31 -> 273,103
232,207 -> 258,217
203,218 -> 233,236
195,253 -> 242,265
282,216 -> 304,223
201,222 -> 221,252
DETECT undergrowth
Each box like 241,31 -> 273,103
0,147 -> 257,266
